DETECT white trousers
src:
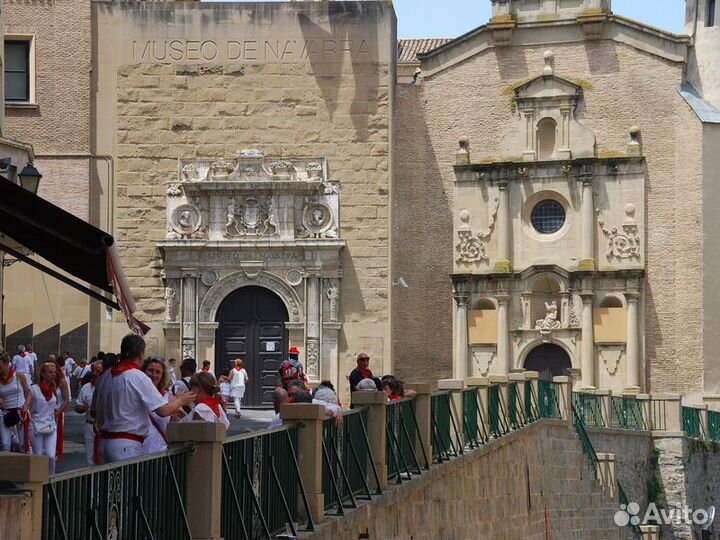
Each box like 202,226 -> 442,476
101,437 -> 143,464
234,396 -> 243,412
31,430 -> 57,474
84,423 -> 96,465
0,416 -> 27,452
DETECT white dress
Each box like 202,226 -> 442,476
229,368 -> 247,399
143,392 -> 170,454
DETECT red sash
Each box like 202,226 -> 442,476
101,431 -> 145,443
0,368 -> 15,385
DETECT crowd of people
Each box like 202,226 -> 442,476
0,336 -> 411,473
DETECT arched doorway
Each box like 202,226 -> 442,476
215,286 -> 288,407
524,343 -> 571,381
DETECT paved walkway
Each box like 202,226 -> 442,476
56,408 -> 275,474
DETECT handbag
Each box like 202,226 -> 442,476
3,409 -> 21,428
32,420 -> 56,436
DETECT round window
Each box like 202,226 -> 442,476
531,200 -> 566,234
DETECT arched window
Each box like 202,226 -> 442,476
709,0 -> 716,27
599,296 -> 623,308
475,299 -> 496,310
537,117 -> 557,159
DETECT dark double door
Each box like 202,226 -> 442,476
215,286 -> 288,407
524,343 -> 572,381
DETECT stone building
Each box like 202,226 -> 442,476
2,0 -> 720,403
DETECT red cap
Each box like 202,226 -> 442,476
288,346 -> 300,354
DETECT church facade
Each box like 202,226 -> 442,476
2,0 -> 720,402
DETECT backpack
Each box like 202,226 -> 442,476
279,359 -> 308,389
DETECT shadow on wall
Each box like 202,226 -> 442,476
392,84 -> 454,385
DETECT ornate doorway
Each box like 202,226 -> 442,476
524,343 -> 571,381
215,286 -> 288,407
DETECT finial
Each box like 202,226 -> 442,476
627,126 -> 642,156
456,138 -> 470,165
543,51 -> 554,76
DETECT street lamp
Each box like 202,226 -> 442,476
18,161 -> 42,195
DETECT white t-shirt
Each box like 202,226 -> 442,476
12,354 -> 33,377
64,358 -> 76,377
268,413 -> 283,429
73,365 -> 91,381
166,366 -> 177,385
172,377 -> 192,396
0,371 -> 26,409
29,385 -> 59,426
76,382 -> 95,423
313,398 -> 342,417
220,381 -> 231,397
28,351 -> 37,366
184,402 -> 230,430
94,368 -> 166,438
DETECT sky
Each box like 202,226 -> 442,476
392,0 -> 686,38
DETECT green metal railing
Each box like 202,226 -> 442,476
709,410 -> 720,441
221,424 -> 313,540
610,396 -> 646,430
488,384 -> 510,437
538,380 -> 562,419
524,382 -> 539,423
682,406 -> 704,439
572,406 -> 599,477
507,382 -> 528,430
431,391 -> 461,462
462,387 -> 488,448
617,482 -> 643,539
322,407 -> 381,515
386,398 -> 428,483
42,445 -> 193,540
572,392 -> 605,428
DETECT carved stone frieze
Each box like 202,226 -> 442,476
455,199 -> 499,265
306,338 -> 320,379
473,349 -> 495,376
597,203 -> 641,261
599,347 -> 624,375
325,280 -> 339,322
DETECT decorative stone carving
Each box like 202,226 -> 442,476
225,197 -> 279,237
599,347 -> 623,375
598,204 -> 641,260
323,182 -> 340,195
306,338 -> 320,379
200,270 -> 218,287
326,282 -> 339,322
171,204 -> 203,238
269,160 -> 295,178
473,349 -> 495,376
535,301 -> 561,337
166,184 -> 183,197
165,286 -> 177,322
455,201 -> 499,264
182,344 -> 195,360
299,201 -> 337,238
181,163 -> 202,182
239,149 -> 264,159
568,301 -> 580,328
286,269 -> 304,287
306,162 -> 323,180
210,159 -> 236,180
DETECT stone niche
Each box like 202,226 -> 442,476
158,149 -> 346,383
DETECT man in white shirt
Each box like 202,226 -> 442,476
75,361 -> 103,465
26,345 -> 37,377
63,352 -> 76,378
94,335 -> 195,463
73,359 -> 91,383
12,345 -> 34,381
166,358 -> 178,385
267,387 -> 289,429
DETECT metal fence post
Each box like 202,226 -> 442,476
280,403 -> 327,525
552,375 -> 572,423
0,453 -> 48,540
167,422 -> 226,540
350,391 -> 388,490
438,379 -> 465,449
408,382 -> 432,464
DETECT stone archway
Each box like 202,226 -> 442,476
523,343 -> 572,381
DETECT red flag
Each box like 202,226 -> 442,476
106,247 -> 151,336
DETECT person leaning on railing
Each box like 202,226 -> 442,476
93,335 -> 196,464
380,375 -> 416,401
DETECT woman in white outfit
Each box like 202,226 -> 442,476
228,358 -> 248,419
29,362 -> 61,474
0,352 -> 32,452
142,357 -> 172,454
184,372 -> 230,429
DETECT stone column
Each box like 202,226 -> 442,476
305,272 -> 321,381
578,172 -> 596,271
625,291 -> 641,393
495,179 -> 512,273
167,422 -> 226,540
496,293 -> 511,375
280,403 -> 327,523
453,286 -> 470,379
0,454 -> 48,540
180,270 -> 199,359
351,391 -> 388,489
595,453 -> 617,501
580,292 -> 595,389
408,382 -> 432,467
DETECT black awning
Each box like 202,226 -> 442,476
0,174 -> 114,294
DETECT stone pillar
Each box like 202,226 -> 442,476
180,270 -> 199,359
496,293 -> 511,375
578,164 -> 595,271
280,403 -> 327,523
305,272 -> 321,381
495,179 -> 512,273
553,375 -> 573,423
438,379 -> 465,450
639,526 -> 660,540
580,292 -> 595,389
595,453 -> 617,501
652,393 -> 682,432
625,291 -> 641,393
167,422 -> 226,540
408,382 -> 432,467
350,391 -> 388,489
0,454 -> 49,540
453,286 -> 470,379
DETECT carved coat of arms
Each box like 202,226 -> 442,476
225,196 -> 278,237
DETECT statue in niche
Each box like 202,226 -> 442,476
326,285 -> 339,322
535,301 -> 562,337
226,197 -> 240,236
165,287 -> 177,322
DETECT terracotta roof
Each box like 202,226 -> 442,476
397,38 -> 452,64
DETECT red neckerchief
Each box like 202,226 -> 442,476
0,368 -> 15,385
39,382 -> 56,401
202,367 -> 210,372
160,390 -> 167,397
111,360 -> 139,377
389,394 -> 401,401
197,397 -> 221,417
358,366 -> 373,379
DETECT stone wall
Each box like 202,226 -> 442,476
306,420 -> 634,540
393,33 -> 705,394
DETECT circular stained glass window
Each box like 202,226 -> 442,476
531,200 -> 566,234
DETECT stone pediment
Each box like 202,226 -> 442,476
513,74 -> 583,103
